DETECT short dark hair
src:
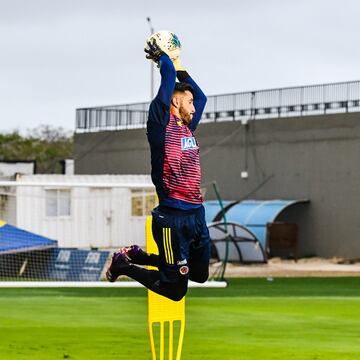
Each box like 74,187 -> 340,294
174,82 -> 194,95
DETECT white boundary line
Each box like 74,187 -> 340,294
0,281 -> 227,288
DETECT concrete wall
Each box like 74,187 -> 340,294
74,112 -> 360,258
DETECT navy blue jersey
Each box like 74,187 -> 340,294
147,54 -> 207,210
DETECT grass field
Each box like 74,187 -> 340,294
0,277 -> 359,359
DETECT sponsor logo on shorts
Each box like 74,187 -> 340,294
177,259 -> 187,265
179,265 -> 189,275
181,137 -> 198,151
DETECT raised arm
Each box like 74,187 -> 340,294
144,38 -> 206,130
156,54 -> 176,107
144,38 -> 176,107
172,57 -> 207,131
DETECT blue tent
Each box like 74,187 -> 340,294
0,220 -> 57,255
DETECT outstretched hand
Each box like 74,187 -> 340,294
144,38 -> 165,65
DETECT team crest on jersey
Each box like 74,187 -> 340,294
179,265 -> 189,275
181,137 -> 198,151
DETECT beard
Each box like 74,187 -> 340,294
179,107 -> 193,125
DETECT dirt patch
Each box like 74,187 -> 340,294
211,257 -> 360,277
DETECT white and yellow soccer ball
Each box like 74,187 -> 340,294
146,30 -> 182,61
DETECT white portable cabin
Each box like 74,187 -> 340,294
0,174 -> 155,249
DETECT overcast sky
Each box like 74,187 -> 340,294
0,0 -> 359,132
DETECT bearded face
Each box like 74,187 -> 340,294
179,102 -> 194,124
176,90 -> 195,125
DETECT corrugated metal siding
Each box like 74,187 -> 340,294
9,175 -> 154,249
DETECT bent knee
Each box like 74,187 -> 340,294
188,262 -> 209,283
169,292 -> 186,302
189,272 -> 209,283
167,281 -> 188,301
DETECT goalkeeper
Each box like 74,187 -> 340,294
106,39 -> 210,301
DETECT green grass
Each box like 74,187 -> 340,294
0,278 -> 359,359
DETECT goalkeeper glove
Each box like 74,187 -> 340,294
172,57 -> 186,71
144,38 -> 165,64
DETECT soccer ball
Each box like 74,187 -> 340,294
146,30 -> 182,61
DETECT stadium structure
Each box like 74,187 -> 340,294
74,80 -> 360,260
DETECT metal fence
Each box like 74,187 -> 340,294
76,80 -> 360,132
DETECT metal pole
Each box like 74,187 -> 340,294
146,17 -> 155,100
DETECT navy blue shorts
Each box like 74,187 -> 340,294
151,205 -> 211,283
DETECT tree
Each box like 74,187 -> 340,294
0,125 -> 73,174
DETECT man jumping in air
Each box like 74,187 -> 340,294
106,38 -> 210,301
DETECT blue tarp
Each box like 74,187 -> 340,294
224,200 -> 309,249
0,221 -> 58,254
203,200 -> 234,223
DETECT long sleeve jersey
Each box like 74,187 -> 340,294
147,54 -> 207,210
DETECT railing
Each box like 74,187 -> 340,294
76,80 -> 360,132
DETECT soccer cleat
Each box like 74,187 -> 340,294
119,245 -> 150,265
106,252 -> 130,282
